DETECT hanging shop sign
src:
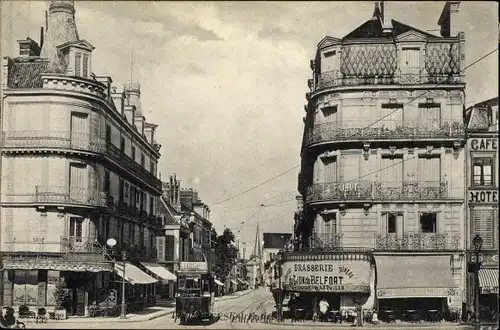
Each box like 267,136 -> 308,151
468,138 -> 498,151
468,190 -> 498,203
281,260 -> 371,293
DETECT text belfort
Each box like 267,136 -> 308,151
289,264 -> 355,285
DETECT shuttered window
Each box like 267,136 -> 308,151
322,156 -> 337,183
157,237 -> 165,261
165,235 -> 175,261
400,48 -> 420,74
471,210 -> 495,249
418,155 -> 441,182
419,103 -> 441,130
82,54 -> 89,77
380,155 -> 404,183
75,52 -> 81,76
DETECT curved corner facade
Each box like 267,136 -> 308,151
291,5 -> 467,315
0,1 -> 163,315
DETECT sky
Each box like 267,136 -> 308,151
1,1 -> 498,253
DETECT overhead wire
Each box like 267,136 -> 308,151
224,47 -> 498,238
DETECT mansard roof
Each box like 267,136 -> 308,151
7,58 -> 49,89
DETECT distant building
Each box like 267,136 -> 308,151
464,97 -> 499,321
262,233 -> 292,265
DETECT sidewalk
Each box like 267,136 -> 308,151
269,320 -> 473,329
33,289 -> 254,324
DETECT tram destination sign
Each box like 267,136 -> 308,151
179,262 -> 208,272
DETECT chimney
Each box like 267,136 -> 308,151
144,123 -> 157,145
123,104 -> 136,125
17,38 -> 41,57
134,115 -> 145,135
111,87 -> 125,114
95,76 -> 113,102
438,1 -> 461,37
40,0 -> 79,69
124,83 -> 141,112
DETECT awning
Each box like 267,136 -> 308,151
230,279 -> 238,286
3,259 -> 113,272
376,255 -> 457,299
214,279 -> 224,286
114,262 -> 158,285
140,262 -> 176,281
479,268 -> 499,294
237,278 -> 245,284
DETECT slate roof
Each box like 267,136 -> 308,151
342,19 -> 438,41
263,233 -> 292,249
157,195 -> 180,226
7,58 -> 49,89
466,97 -> 498,131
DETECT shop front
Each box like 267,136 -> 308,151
280,253 -> 374,318
467,252 -> 499,323
375,255 -> 460,323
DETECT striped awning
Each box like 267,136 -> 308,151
214,279 -> 224,286
230,279 -> 238,286
3,259 -> 113,272
479,268 -> 499,294
114,262 -> 158,285
139,262 -> 176,281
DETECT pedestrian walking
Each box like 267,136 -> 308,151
319,297 -> 330,322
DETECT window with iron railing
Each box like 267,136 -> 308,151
69,217 -> 84,242
420,213 -> 437,233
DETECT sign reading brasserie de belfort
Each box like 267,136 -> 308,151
281,260 -> 371,293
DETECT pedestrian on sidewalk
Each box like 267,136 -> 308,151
319,297 -> 329,322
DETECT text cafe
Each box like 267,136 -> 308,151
281,259 -> 374,311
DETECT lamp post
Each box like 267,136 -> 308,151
120,251 -> 127,319
472,234 -> 483,330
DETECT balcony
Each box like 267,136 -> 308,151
109,243 -> 158,260
315,69 -> 462,92
308,233 -> 343,252
305,121 -> 465,147
4,236 -> 107,262
373,181 -> 449,200
35,186 -> 107,208
306,181 -> 373,204
375,233 -> 461,251
306,181 -> 451,204
1,130 -> 162,192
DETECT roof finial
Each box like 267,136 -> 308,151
372,1 -> 382,21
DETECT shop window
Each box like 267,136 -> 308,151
473,157 -> 493,186
12,270 -> 38,306
419,213 -> 437,233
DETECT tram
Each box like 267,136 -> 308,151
175,262 -> 215,323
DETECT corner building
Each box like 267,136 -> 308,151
0,0 -> 164,315
290,3 -> 467,318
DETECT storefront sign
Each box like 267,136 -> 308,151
377,287 -> 456,298
480,286 -> 499,294
468,190 -> 498,203
469,138 -> 498,151
179,262 -> 208,272
281,260 -> 371,292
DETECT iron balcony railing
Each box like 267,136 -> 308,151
35,186 -> 107,207
1,130 -> 161,192
306,181 -> 449,204
305,120 -> 465,146
308,233 -> 343,252
106,242 -> 158,260
314,68 -> 462,92
375,232 -> 461,251
373,181 -> 449,200
4,236 -> 106,261
104,196 -> 163,229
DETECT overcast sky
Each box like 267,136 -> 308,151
1,1 -> 498,252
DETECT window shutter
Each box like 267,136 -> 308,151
83,54 -> 89,77
472,210 -> 494,249
165,235 -> 175,261
75,52 -> 82,76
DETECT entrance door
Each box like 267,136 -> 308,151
69,162 -> 87,203
70,112 -> 89,150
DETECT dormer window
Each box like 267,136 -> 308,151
57,39 -> 95,78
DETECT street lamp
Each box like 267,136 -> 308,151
472,234 -> 483,329
106,238 -> 127,319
